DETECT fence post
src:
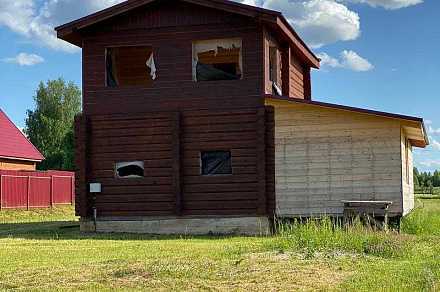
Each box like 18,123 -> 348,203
50,175 -> 54,208
0,175 -> 2,211
27,176 -> 30,210
71,175 -> 75,206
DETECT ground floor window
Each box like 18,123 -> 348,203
201,151 -> 232,175
115,161 -> 145,178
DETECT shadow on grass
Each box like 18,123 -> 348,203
0,221 -> 252,241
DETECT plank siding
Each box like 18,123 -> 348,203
0,159 -> 36,171
290,55 -> 305,99
267,99 -> 405,216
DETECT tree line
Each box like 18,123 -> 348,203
414,168 -> 440,194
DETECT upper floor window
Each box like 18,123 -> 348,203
106,46 -> 156,87
269,46 -> 282,95
193,38 -> 242,82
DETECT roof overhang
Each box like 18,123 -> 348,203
55,0 -> 320,68
0,155 -> 43,163
265,95 -> 429,148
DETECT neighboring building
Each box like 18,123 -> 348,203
56,0 -> 428,234
0,109 -> 44,170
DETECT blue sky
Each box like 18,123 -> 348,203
0,0 -> 439,171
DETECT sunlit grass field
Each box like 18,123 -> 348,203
0,198 -> 438,291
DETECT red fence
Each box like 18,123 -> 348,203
0,170 -> 74,209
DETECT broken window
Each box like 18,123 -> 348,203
106,46 -> 156,87
115,161 -> 145,178
269,46 -> 282,95
193,38 -> 242,82
201,151 -> 232,175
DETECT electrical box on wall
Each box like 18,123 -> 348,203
89,183 -> 102,193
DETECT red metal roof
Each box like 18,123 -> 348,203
0,109 -> 44,162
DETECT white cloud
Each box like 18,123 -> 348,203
428,125 -> 440,135
419,159 -> 440,168
432,140 -> 440,151
344,0 -> 423,10
264,0 -> 360,48
0,0 -> 124,53
2,53 -> 44,66
317,50 -> 374,71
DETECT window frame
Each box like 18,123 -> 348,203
199,150 -> 233,176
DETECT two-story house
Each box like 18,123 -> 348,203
56,0 -> 428,234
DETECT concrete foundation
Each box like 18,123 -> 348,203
80,216 -> 271,235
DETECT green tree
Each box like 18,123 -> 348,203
413,167 -> 420,189
25,79 -> 81,170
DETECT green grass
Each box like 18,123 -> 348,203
0,200 -> 439,291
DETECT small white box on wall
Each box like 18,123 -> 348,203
89,183 -> 102,193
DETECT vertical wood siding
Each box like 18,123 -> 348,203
267,99 -> 404,216
401,128 -> 414,215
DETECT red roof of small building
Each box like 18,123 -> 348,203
0,109 -> 44,162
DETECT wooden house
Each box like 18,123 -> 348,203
0,109 -> 44,170
56,0 -> 428,234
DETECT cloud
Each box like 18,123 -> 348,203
0,0 -> 124,53
264,0 -> 360,48
418,159 -> 440,168
2,53 -> 44,66
343,0 -> 423,10
428,125 -> 440,135
432,140 -> 440,151
317,50 -> 374,71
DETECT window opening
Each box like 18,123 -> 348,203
201,151 -> 232,175
193,38 -> 242,81
115,161 -> 145,178
269,46 -> 281,95
106,46 -> 156,87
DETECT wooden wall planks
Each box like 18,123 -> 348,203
267,99 -> 406,216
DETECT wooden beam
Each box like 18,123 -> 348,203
172,112 -> 183,216
304,66 -> 312,100
75,114 -> 89,217
281,45 -> 291,97
256,107 -> 267,215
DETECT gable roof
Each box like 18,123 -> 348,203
0,109 -> 44,162
55,0 -> 320,68
265,95 -> 429,148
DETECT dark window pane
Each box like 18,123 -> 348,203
115,161 -> 144,178
201,151 -> 232,175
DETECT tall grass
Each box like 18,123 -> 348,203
401,198 -> 440,236
266,217 -> 403,258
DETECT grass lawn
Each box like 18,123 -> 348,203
0,199 -> 439,291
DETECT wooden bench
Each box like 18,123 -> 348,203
341,200 -> 393,231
